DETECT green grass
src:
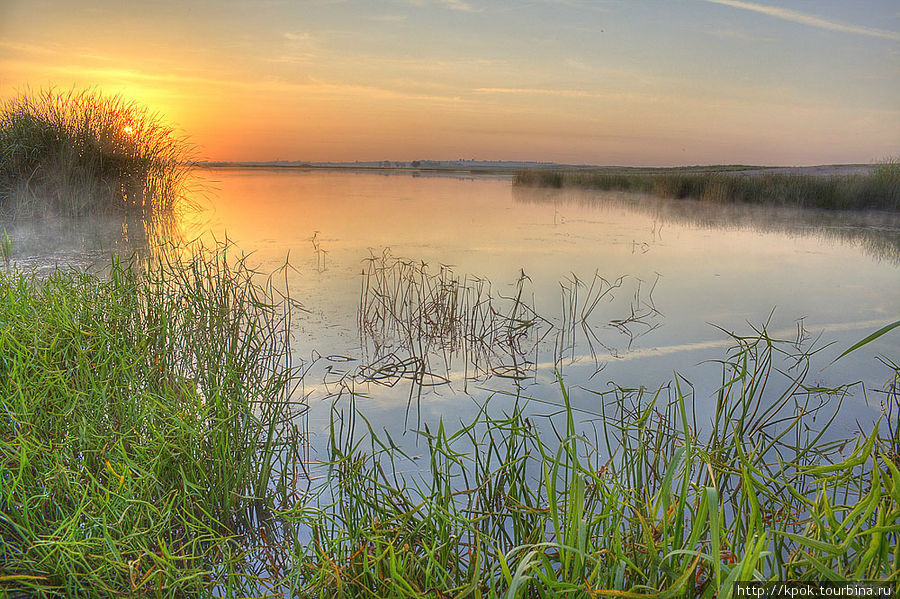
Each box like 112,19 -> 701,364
0,245 -> 304,597
0,88 -> 192,219
514,163 -> 900,211
1,251 -> 898,597
286,327 -> 900,598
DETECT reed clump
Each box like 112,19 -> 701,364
514,163 -> 900,211
359,251 -> 549,386
0,88 -> 192,219
0,245 -> 304,597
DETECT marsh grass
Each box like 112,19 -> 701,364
358,253 -> 667,395
555,272 -> 662,373
359,251 -> 551,389
514,164 -> 900,211
0,88 -> 192,220
286,327 -> 900,598
0,244 -> 304,597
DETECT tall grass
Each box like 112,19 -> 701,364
283,325 -> 899,598
0,88 -> 192,219
358,253 -> 665,393
514,164 -> 900,211
359,250 -> 549,389
0,244 -> 304,597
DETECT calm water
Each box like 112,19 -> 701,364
6,167 -> 900,450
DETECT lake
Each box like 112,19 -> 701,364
6,167 -> 899,451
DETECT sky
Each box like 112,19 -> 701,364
1,0 -> 898,165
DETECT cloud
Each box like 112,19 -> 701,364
28,59 -> 466,104
440,0 -> 482,13
703,0 -> 900,41
472,86 -> 688,106
474,87 -> 595,98
564,58 -> 595,72
0,40 -> 61,57
275,31 -> 318,63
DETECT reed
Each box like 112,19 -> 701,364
0,88 -> 192,219
358,250 -> 550,389
285,326 -> 900,598
514,164 -> 900,211
358,253 -> 669,394
0,244 -> 304,597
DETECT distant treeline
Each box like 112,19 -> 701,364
514,162 -> 900,211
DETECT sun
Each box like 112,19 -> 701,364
123,124 -> 135,135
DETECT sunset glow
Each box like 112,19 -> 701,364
1,1 -> 897,165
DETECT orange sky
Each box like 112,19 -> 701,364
1,0 -> 898,165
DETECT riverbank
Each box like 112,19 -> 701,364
514,162 -> 900,211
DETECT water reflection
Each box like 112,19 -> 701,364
359,250 -> 548,385
513,186 -> 900,263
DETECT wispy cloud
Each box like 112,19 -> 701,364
282,32 -> 311,42
273,31 -> 319,63
564,58 -> 595,72
0,40 -> 61,57
529,0 -> 609,9
474,87 -> 595,98
4,56 -> 468,106
703,0 -> 900,41
440,0 -> 482,13
472,86 -> 682,105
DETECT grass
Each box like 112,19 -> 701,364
1,249 -> 898,597
0,244 -> 304,597
285,326 -> 900,598
0,88 -> 192,219
357,253 -> 665,396
359,250 -> 548,390
514,161 -> 900,211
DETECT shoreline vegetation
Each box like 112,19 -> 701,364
0,89 -> 192,220
2,250 -> 899,597
513,162 -> 900,211
0,246 -> 305,597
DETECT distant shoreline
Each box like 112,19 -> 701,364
189,161 -> 895,211
192,159 -> 550,176
191,161 -> 877,178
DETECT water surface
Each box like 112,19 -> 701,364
6,168 -> 899,449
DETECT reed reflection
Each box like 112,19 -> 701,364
513,187 -> 900,263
